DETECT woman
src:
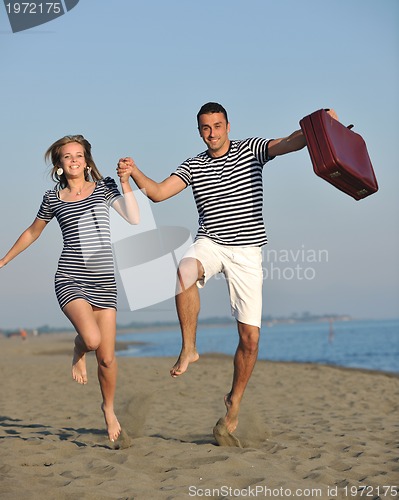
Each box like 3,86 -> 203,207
0,135 -> 139,442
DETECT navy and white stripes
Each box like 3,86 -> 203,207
36,177 -> 121,310
172,138 -> 273,246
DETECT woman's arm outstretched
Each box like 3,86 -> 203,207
0,218 -> 48,268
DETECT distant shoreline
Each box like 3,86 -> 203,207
1,314 -> 356,337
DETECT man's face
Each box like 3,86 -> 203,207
198,112 -> 230,158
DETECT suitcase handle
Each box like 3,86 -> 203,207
324,108 -> 354,130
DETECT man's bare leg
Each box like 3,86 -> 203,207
170,258 -> 203,377
224,321 -> 259,433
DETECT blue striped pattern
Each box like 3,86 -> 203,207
172,138 -> 273,246
37,177 -> 121,310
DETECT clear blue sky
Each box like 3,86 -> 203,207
1,0 -> 398,329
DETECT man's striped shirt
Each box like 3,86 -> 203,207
172,138 -> 273,246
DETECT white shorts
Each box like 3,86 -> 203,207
181,237 -> 263,328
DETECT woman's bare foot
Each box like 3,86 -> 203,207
224,393 -> 239,434
101,404 -> 121,442
170,349 -> 199,377
72,347 -> 87,385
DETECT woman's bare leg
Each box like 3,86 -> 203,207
63,299 -> 102,384
62,301 -> 120,441
94,307 -> 121,442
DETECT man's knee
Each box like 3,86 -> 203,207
176,258 -> 203,292
237,323 -> 259,353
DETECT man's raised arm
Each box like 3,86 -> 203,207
268,108 -> 338,157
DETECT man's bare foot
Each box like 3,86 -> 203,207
224,393 -> 239,434
213,417 -> 242,447
170,350 -> 199,377
72,348 -> 87,385
101,403 -> 122,442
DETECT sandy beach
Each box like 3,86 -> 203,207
0,333 -> 398,500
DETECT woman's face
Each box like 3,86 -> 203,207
59,142 -> 86,178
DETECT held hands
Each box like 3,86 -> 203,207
117,157 -> 135,183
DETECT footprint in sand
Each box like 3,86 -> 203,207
113,428 -> 132,450
213,418 -> 242,448
113,393 -> 153,449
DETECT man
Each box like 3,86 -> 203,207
118,102 -> 337,437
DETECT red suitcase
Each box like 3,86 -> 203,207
300,109 -> 378,200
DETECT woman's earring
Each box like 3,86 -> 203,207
56,167 -> 63,176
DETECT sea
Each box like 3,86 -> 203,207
116,318 -> 399,374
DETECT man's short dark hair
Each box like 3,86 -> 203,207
197,102 -> 228,127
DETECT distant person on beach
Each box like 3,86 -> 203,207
117,102 -> 337,440
0,135 -> 140,442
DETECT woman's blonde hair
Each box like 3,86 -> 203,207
45,134 -> 103,189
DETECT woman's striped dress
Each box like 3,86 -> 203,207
36,177 -> 121,310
